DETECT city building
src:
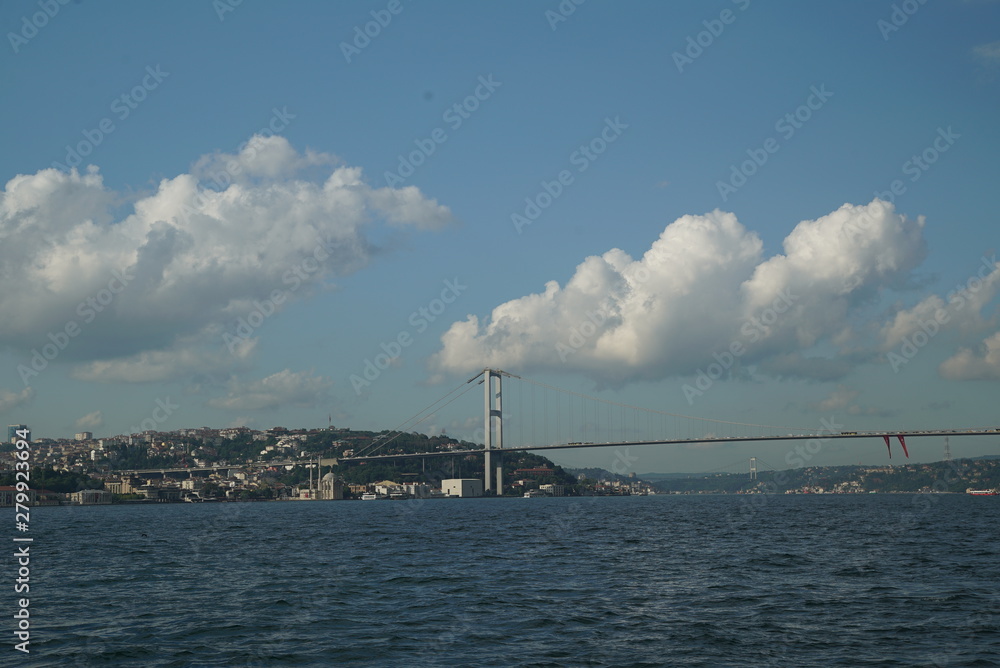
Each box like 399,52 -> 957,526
374,480 -> 403,498
75,432 -> 93,441
403,482 -> 433,499
104,478 -> 137,495
69,489 -> 112,505
0,486 -> 37,506
442,478 -> 483,497
319,472 -> 344,500
540,483 -> 565,497
7,425 -> 29,444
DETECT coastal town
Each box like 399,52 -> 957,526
0,423 -> 658,504
2,423 -> 996,506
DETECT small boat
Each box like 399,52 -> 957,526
523,489 -> 546,498
361,493 -> 381,500
967,489 -> 998,496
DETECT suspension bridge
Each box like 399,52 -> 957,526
340,368 -> 1000,494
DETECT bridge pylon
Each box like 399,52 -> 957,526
483,368 -> 503,495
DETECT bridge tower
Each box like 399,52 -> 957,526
749,457 -> 758,480
483,368 -> 503,495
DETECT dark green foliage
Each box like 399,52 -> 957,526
0,467 -> 104,493
104,444 -> 175,470
214,434 -> 262,462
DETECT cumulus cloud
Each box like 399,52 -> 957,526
0,387 -> 34,414
879,255 -> 1000,351
71,329 -> 257,384
940,330 -> 1000,380
0,136 -> 453,380
74,410 -> 104,431
431,200 -> 926,385
207,369 -> 332,411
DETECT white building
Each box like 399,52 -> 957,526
70,489 -> 112,505
441,479 -> 483,498
403,482 -> 433,499
319,473 -> 344,500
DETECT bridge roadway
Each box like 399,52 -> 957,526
116,429 -> 997,475
338,429 -> 1000,464
119,460 -> 307,476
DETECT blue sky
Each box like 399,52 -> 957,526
1,0 -> 999,473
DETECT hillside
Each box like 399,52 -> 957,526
651,458 -> 1000,494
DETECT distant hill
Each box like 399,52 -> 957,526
638,471 -> 716,482
566,466 -> 649,483
647,458 -> 1000,494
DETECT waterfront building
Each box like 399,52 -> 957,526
319,473 -> 344,500
0,486 -> 37,506
69,489 -> 112,505
441,479 -> 483,497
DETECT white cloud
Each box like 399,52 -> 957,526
0,387 -> 34,414
940,330 -> 1000,380
74,410 -> 104,431
207,369 -> 332,411
431,199 -> 926,385
879,256 -> 1000,351
0,136 -> 453,379
973,41 -> 1000,64
71,329 -> 257,384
